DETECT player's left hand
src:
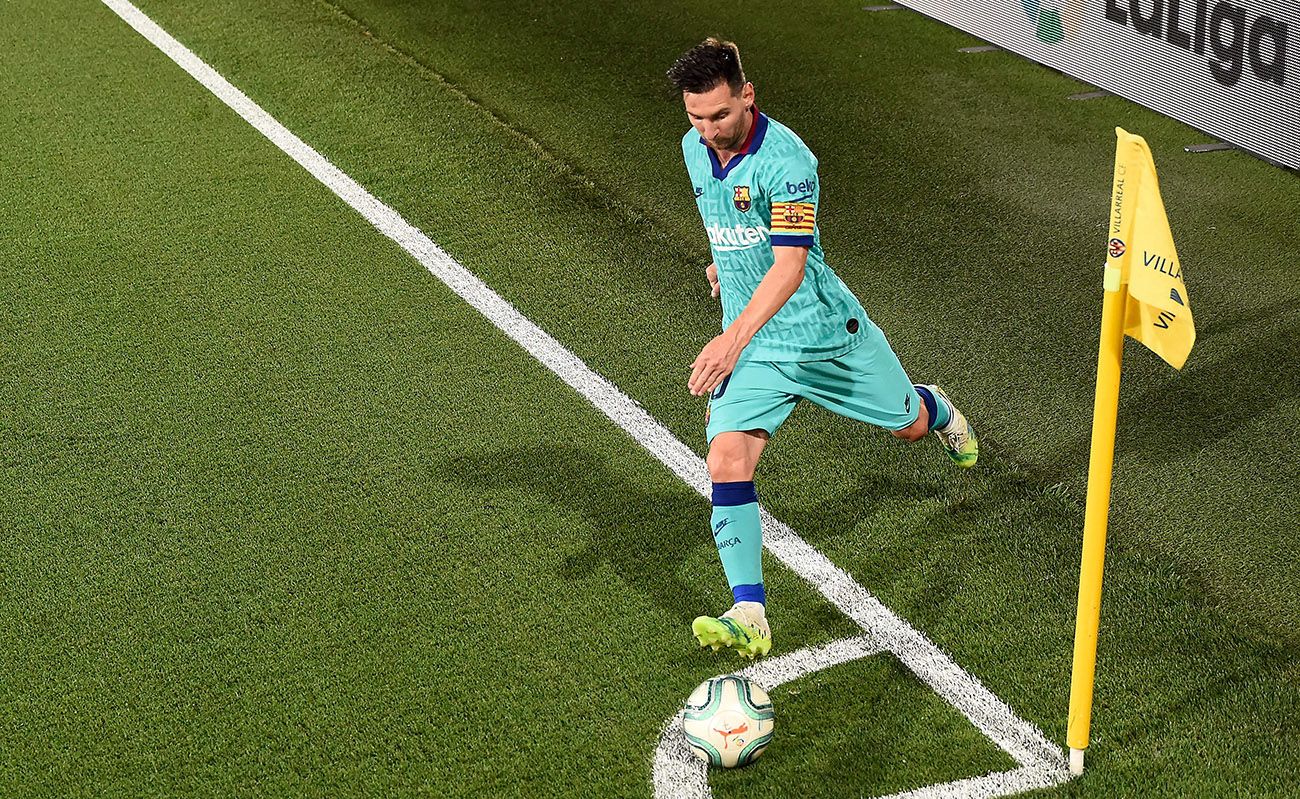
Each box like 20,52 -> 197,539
689,331 -> 745,396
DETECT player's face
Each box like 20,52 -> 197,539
684,82 -> 755,152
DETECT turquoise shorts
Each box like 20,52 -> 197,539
705,319 -> 921,442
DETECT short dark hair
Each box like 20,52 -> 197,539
666,38 -> 746,94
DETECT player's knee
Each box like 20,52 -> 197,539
707,444 -> 756,483
891,417 -> 928,442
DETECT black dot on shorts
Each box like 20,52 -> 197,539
846,318 -> 860,334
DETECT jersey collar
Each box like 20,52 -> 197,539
701,107 -> 768,181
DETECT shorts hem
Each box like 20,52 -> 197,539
705,424 -> 778,445
884,405 -> 922,432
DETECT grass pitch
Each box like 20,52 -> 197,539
2,1 -> 1297,796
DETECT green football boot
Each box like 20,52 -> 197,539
929,385 -> 979,468
692,601 -> 772,659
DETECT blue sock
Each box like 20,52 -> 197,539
711,481 -> 765,605
913,385 -> 951,432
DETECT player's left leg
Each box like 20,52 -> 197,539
797,320 -> 978,467
903,385 -> 978,467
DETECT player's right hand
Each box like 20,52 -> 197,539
706,262 -> 719,299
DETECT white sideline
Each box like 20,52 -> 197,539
101,1 -> 1073,796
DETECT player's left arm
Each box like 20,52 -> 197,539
688,150 -> 820,397
688,246 -> 808,396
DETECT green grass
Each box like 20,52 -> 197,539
711,656 -> 1014,798
2,0 -> 1297,796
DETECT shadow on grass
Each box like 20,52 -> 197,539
1058,297 -> 1300,476
427,443 -> 713,620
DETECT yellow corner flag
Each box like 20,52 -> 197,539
1067,128 -> 1195,776
1110,128 -> 1196,369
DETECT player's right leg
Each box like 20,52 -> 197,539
693,362 -> 798,659
692,603 -> 771,659
694,430 -> 773,659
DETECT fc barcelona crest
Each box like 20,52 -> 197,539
732,186 -> 751,212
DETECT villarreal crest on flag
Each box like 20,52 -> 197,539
1107,127 -> 1195,369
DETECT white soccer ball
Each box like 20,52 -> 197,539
681,675 -> 775,768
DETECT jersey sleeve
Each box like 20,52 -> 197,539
766,150 -> 819,247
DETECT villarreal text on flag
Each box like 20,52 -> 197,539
1107,127 -> 1195,369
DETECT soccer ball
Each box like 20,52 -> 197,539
681,675 -> 775,768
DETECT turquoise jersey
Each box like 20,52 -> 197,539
682,110 -> 868,362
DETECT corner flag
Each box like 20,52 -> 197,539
1109,128 -> 1196,369
1067,128 -> 1196,775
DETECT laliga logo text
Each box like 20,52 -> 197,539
1105,0 -> 1289,87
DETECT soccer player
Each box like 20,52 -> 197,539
667,39 -> 978,659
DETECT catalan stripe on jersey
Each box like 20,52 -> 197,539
771,202 -> 816,233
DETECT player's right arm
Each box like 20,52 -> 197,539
706,262 -> 719,298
